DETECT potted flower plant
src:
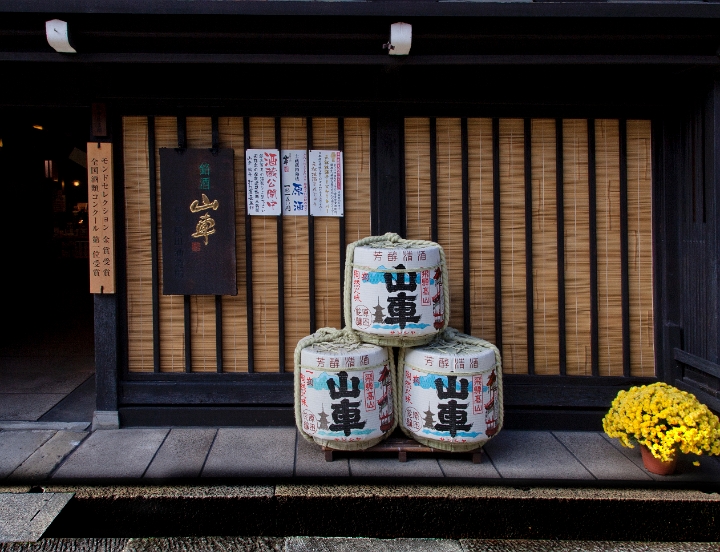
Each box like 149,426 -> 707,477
602,382 -> 720,475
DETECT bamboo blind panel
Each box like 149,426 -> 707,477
154,117 -> 186,372
436,118 -> 466,331
343,118 -> 372,245
248,117 -> 280,373
124,117 -> 155,373
626,120 -> 655,377
499,119 -> 529,374
531,119 -> 560,375
280,117 -> 310,372
563,119 -> 592,376
404,118 -> 433,241
311,118 -> 342,330
467,118 -> 496,343
184,118 -> 218,372
595,120 -> 624,377
218,117 -> 248,373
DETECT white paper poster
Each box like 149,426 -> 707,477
309,150 -> 343,217
246,149 -> 281,216
281,150 -> 308,216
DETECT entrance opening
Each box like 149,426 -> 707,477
0,107 -> 95,424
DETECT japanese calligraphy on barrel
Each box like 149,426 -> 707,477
398,328 -> 503,452
344,233 -> 449,347
295,328 -> 396,451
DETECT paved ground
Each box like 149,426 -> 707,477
1,426 -> 719,485
2,537 -> 720,551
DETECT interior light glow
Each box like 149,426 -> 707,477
33,125 -> 43,130
73,180 -> 80,187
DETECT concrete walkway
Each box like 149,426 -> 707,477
2,427 -> 720,544
1,426 -> 719,486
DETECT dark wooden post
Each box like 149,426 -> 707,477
371,113 -> 405,236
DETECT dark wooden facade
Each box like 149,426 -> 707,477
2,0 -> 719,429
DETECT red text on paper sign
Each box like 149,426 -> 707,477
405,406 -> 421,432
302,410 -> 317,433
473,375 -> 484,415
404,369 -> 413,405
421,270 -> 431,306
364,371 -> 376,411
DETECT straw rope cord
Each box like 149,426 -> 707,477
396,327 -> 504,452
344,233 -> 451,347
294,326 -> 397,450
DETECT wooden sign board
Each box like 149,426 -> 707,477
160,148 -> 237,296
87,142 -> 116,294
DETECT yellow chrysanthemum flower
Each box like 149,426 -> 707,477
602,382 -> 720,464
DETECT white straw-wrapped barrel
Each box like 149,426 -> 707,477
294,328 -> 396,451
344,233 -> 450,347
398,328 -> 503,452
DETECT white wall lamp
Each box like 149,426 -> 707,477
46,19 -> 76,53
384,22 -> 412,56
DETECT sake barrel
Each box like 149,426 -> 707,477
344,233 -> 449,347
294,328 -> 397,450
398,328 -> 503,452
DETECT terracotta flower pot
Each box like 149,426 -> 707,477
640,444 -> 677,475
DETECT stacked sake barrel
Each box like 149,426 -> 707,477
294,232 -> 503,452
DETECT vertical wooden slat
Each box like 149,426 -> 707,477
218,117 -> 248,373
595,120 -> 624,377
275,117 -> 285,373
212,116 -> 223,373
147,116 -> 161,373
468,118 -> 496,342
499,119 -> 528,374
430,117 -> 439,243
461,118 -> 471,335
243,117 -> 255,373
124,117 -> 155,373
249,117 -> 280,373
155,117 -> 185,373
307,118 -> 316,333
343,118 -> 372,246
312,118 -> 342,330
187,117 -> 217,373
338,118 -> 347,328
436,118 -> 465,332
281,117 -> 310,372
524,118 -> 535,375
619,119 -> 632,377
563,119 -> 592,376
555,118 -> 567,376
493,118 -> 503,352
588,119 -> 600,377
531,119 -> 560,375
404,118 -> 432,241
627,119 -> 655,377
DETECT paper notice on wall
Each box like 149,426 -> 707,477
309,150 -> 343,217
281,150 -> 308,216
246,149 -> 281,216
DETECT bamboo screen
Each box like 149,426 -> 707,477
404,118 -> 655,378
123,116 -> 371,373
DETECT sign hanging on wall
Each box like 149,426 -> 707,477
309,150 -> 343,217
159,148 -> 237,296
281,150 -> 308,216
246,149 -> 281,216
87,142 -> 115,294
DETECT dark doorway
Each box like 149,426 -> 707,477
0,107 -> 95,424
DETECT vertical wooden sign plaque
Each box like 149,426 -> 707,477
87,142 -> 116,294
160,148 -> 237,296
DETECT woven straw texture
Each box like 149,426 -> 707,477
124,116 -> 371,374
397,327 -> 503,452
294,327 -> 396,451
403,118 -> 654,377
